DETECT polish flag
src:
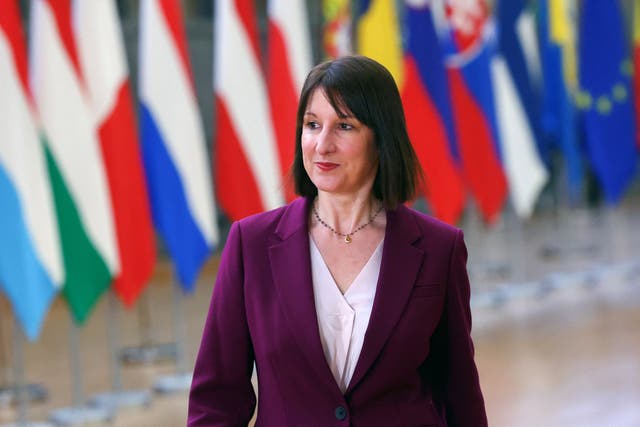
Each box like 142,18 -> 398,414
74,0 -> 155,306
215,0 -> 284,221
267,0 -> 313,200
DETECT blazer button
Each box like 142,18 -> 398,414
334,406 -> 347,420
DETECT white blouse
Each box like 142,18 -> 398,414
310,237 -> 383,393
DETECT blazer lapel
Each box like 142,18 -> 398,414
346,205 -> 424,394
268,198 -> 340,393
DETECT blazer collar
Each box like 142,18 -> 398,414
346,204 -> 424,393
269,199 -> 425,395
268,198 -> 341,393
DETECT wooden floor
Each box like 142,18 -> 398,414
1,251 -> 639,426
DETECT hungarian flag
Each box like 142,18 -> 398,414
267,0 -> 313,201
139,0 -> 219,291
0,0 -> 62,340
323,0 -> 352,58
214,0 -> 284,221
440,0 -> 508,223
402,2 -> 466,224
73,0 -> 155,306
30,0 -> 119,324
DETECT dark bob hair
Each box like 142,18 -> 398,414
292,55 -> 423,209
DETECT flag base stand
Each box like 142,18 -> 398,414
0,385 -> 47,406
89,389 -> 151,411
0,422 -> 54,427
48,405 -> 114,426
119,343 -> 177,365
153,373 -> 191,394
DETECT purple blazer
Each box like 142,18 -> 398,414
188,197 -> 487,427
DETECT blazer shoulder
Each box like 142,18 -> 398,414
235,197 -> 308,240
236,205 -> 287,238
400,205 -> 462,240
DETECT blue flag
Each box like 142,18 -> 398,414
578,0 -> 637,203
537,0 -> 583,200
496,0 -> 544,160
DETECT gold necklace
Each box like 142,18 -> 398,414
312,201 -> 383,243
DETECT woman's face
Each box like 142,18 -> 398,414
301,89 -> 378,197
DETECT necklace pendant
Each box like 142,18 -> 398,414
345,234 -> 352,243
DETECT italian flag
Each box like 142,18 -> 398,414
30,0 -> 119,323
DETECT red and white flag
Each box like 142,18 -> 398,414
267,0 -> 313,200
73,0 -> 156,306
214,0 -> 284,221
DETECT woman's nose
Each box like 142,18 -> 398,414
316,129 -> 335,154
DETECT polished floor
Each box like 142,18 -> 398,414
1,207 -> 639,426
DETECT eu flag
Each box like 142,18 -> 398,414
578,0 -> 637,203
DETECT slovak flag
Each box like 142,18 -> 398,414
402,1 -> 466,224
139,0 -> 219,291
439,0 -> 508,223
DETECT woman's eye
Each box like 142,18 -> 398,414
305,121 -> 319,129
338,122 -> 353,130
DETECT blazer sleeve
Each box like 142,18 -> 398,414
188,222 -> 256,426
424,229 -> 488,427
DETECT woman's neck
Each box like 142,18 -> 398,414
314,191 -> 380,235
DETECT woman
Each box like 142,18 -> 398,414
188,55 -> 487,426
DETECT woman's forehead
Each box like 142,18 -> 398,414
306,87 -> 354,118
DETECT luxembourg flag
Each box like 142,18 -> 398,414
74,0 -> 156,306
0,0 -> 62,340
139,0 -> 218,291
267,0 -> 313,201
30,0 -> 119,323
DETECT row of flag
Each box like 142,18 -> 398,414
1,0 -> 638,341
0,0 -> 217,341
353,0 -> 637,223
221,0 -> 638,226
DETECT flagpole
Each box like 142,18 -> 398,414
119,288 -> 177,365
0,317 -> 54,427
153,273 -> 191,394
48,314 -> 114,425
0,298 -> 48,416
0,300 -> 11,405
89,291 -> 151,412
12,319 -> 27,425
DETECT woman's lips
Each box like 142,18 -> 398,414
315,162 -> 338,171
